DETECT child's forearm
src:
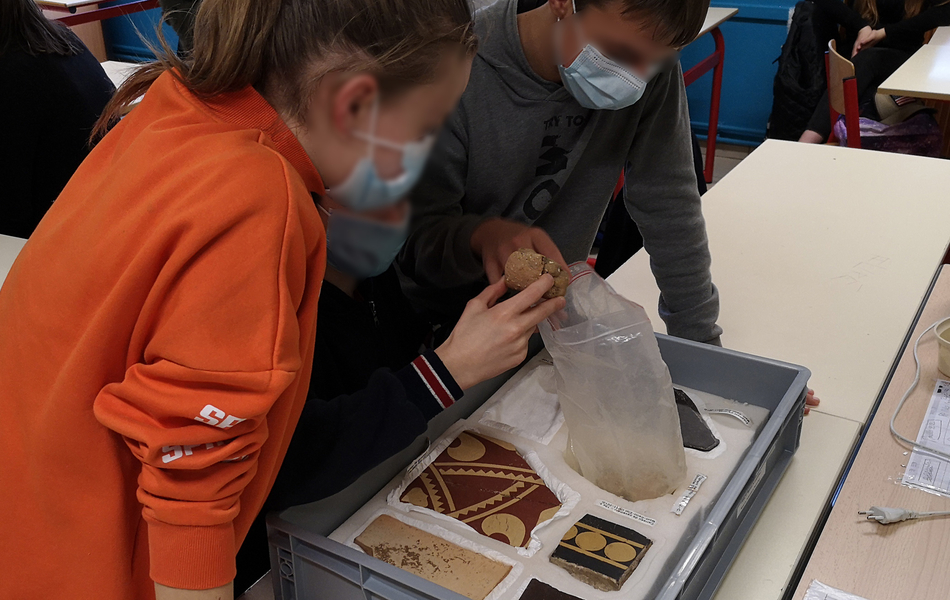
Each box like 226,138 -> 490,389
155,582 -> 233,600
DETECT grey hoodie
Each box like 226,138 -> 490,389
399,0 -> 721,343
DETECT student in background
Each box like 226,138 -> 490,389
399,0 -> 724,346
0,0 -> 114,238
0,0 -> 480,599
159,0 -> 200,54
234,195 -> 564,592
799,0 -> 950,143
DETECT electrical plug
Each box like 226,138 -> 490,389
859,506 -> 918,524
859,506 -> 950,525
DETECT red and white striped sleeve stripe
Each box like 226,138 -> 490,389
410,354 -> 456,409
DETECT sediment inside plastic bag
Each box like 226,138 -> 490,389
540,264 -> 686,502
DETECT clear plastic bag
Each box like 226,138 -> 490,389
539,264 -> 686,501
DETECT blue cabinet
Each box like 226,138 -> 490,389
100,2 -> 179,62
681,0 -> 796,145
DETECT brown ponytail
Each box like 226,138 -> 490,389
93,0 -> 477,139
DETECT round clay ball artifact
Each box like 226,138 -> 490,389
504,248 -> 569,299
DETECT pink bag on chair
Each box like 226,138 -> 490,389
834,112 -> 942,157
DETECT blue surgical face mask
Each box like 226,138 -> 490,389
319,204 -> 410,279
327,98 -> 436,211
556,1 -> 657,110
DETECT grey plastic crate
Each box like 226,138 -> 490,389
267,333 -> 810,600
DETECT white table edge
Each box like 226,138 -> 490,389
697,7 -> 739,39
877,83 -> 950,102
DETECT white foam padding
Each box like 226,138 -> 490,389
331,359 -> 770,600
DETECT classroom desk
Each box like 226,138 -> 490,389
930,26 -> 950,47
0,235 -> 26,285
100,60 -> 138,89
38,0 -> 159,27
609,140 -> 950,424
878,43 -> 950,101
36,0 -> 101,9
790,266 -> 950,599
605,139 -> 950,600
684,7 -> 739,184
100,61 -> 144,114
696,7 -> 738,39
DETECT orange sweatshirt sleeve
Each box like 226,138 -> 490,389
92,157 -> 317,590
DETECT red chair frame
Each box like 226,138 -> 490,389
824,50 -> 862,149
683,28 -> 726,184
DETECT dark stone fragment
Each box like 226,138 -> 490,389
675,388 -> 720,452
517,579 -> 583,600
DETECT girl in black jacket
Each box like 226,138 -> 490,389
799,0 -> 950,143
234,196 -> 565,592
0,0 -> 114,238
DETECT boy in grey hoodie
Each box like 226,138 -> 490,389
399,0 -> 722,344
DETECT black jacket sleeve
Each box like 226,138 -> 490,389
812,0 -> 870,34
266,350 -> 463,511
886,2 -> 950,48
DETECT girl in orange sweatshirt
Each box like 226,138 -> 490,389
0,1 -> 561,599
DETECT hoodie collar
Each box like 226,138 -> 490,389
195,79 -> 326,195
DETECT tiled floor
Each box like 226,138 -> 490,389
699,141 -> 755,188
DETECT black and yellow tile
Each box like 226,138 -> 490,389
550,513 -> 652,592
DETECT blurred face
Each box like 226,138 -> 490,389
296,51 -> 473,192
317,196 -> 410,227
557,1 -> 679,76
316,195 -> 412,281
367,57 -> 472,181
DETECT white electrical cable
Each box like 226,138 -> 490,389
859,321 -> 950,527
889,319 -> 950,463
859,505 -> 950,524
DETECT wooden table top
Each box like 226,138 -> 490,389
793,265 -> 950,599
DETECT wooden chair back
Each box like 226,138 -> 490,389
825,40 -> 862,148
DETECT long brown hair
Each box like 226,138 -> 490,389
849,0 -> 930,26
0,0 -> 82,58
93,0 -> 477,138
